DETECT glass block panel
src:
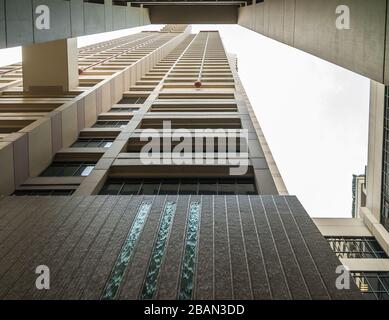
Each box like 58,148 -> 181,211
141,201 -> 176,299
179,202 -> 201,300
102,201 -> 152,300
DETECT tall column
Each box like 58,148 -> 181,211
22,38 -> 78,92
366,80 -> 385,221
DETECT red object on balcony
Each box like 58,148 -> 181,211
194,80 -> 202,88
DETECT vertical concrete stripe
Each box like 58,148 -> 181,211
77,99 -> 85,132
12,135 -> 29,187
156,195 -> 189,300
213,196 -> 233,299
51,113 -> 63,154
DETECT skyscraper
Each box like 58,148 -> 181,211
0,25 -> 362,299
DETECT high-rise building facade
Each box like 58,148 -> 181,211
0,25 -> 363,299
314,82 -> 389,300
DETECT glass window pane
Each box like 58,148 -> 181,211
52,190 -> 74,195
120,182 -> 141,195
198,179 -> 217,195
380,276 -> 389,291
237,178 -> 257,195
139,180 -> 160,195
365,276 -> 381,292
62,165 -> 79,176
41,165 -> 63,177
72,141 -> 87,147
159,179 -> 179,195
88,141 -> 101,148
79,166 -> 94,177
179,179 -> 198,195
218,178 -> 236,195
101,183 -> 122,195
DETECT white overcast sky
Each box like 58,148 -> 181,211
0,24 -> 370,218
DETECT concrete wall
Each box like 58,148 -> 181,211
0,0 -> 150,49
149,5 -> 238,24
76,31 -> 191,195
366,81 -> 385,221
238,0 -> 389,84
314,218 -> 372,237
0,195 -> 363,300
0,31 -> 188,195
22,38 -> 78,92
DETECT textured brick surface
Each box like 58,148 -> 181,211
0,195 -> 363,300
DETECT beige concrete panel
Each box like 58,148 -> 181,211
77,99 -> 85,132
0,142 -> 15,195
130,64 -> 137,88
25,118 -> 53,177
22,38 -> 78,91
283,0 -> 296,46
267,0 -> 285,42
102,140 -> 127,159
74,169 -> 108,195
143,8 -> 151,25
254,2 -> 265,34
341,258 -> 389,272
239,1 -> 387,82
314,217 -> 366,226
254,169 -> 279,195
101,82 -> 112,113
110,80 -> 115,105
96,87 -> 102,115
263,1 -> 270,36
123,69 -> 130,92
51,112 -> 63,154
23,176 -> 84,185
360,207 -> 389,256
366,81 -> 385,220
10,133 -> 29,187
67,37 -> 79,90
114,74 -> 124,104
313,218 -> 372,237
95,158 -> 115,170
294,0 -> 386,83
237,6 -> 249,28
61,102 -> 79,148
84,92 -> 97,128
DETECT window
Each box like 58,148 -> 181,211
41,162 -> 96,177
99,178 -> 257,196
352,272 -> 389,300
326,237 -> 388,259
13,189 -> 75,196
92,121 -> 128,128
382,86 -> 389,232
71,138 -> 114,148
109,107 -> 139,113
140,118 -> 241,129
118,97 -> 146,104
